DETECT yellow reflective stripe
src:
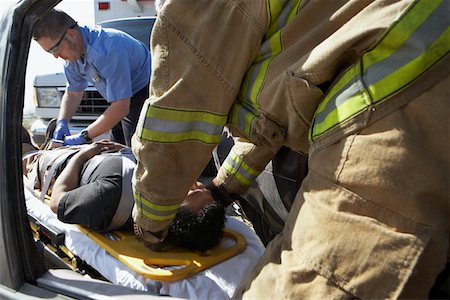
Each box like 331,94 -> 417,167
147,105 -> 226,125
223,150 -> 260,186
135,206 -> 177,222
363,0 -> 446,103
140,129 -> 222,144
266,0 -> 283,37
229,103 -> 257,137
233,0 -> 301,136
266,0 -> 302,36
134,193 -> 180,211
138,105 -> 226,144
365,0 -> 449,105
229,104 -> 239,132
312,66 -> 369,137
239,66 -> 252,102
264,0 -> 272,30
248,0 -> 300,106
363,0 -> 441,69
369,29 -> 450,104
249,59 -> 272,106
134,193 -> 180,221
287,0 -> 301,23
311,0 -> 450,141
314,64 -> 361,116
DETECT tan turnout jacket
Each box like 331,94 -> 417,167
132,0 -> 441,232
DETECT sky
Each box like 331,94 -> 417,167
14,1 -> 96,114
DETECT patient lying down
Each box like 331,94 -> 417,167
22,127 -> 264,299
23,131 -> 224,251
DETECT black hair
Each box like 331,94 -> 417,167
167,201 -> 225,252
32,9 -> 77,40
22,126 -> 33,145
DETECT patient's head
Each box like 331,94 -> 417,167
167,188 -> 225,252
22,127 -> 39,173
22,126 -> 38,154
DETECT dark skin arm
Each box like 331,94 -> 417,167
49,140 -> 126,213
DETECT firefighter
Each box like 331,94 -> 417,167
133,0 -> 449,298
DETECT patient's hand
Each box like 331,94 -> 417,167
77,140 -> 124,161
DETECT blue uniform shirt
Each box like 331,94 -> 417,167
64,25 -> 151,102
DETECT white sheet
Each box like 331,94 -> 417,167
24,187 -> 265,299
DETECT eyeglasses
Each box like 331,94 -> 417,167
46,24 -> 77,54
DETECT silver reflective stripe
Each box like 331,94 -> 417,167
364,5 -> 448,90
223,153 -> 257,185
136,198 -> 180,219
275,0 -> 294,31
313,79 -> 361,125
143,117 -> 223,136
313,1 -> 449,131
233,0 -> 301,135
237,105 -> 251,134
243,63 -> 264,104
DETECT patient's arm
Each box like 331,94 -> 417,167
49,141 -> 123,212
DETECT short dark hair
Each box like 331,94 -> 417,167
167,201 -> 225,252
33,9 -> 77,40
22,126 -> 33,145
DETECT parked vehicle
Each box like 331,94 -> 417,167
0,0 -> 168,298
94,0 -> 157,23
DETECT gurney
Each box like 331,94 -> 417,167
24,183 -> 265,299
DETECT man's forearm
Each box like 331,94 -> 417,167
58,91 -> 84,121
85,98 -> 130,139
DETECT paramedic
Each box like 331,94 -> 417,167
132,0 -> 449,299
22,133 -> 225,251
32,9 -> 151,147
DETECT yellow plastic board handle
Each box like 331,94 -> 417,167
77,226 -> 247,281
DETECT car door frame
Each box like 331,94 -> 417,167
0,0 -> 59,290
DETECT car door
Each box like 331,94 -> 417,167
0,1 -> 164,298
0,0 -> 50,295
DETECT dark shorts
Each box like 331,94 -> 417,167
57,156 -> 132,231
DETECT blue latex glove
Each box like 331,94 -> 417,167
53,119 -> 70,140
64,133 -> 87,145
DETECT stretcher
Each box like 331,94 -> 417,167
78,226 -> 247,281
23,181 -> 265,299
